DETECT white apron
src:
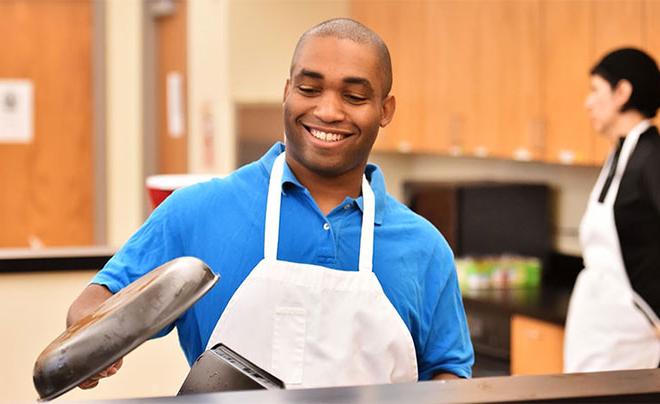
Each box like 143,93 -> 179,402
564,121 -> 660,372
206,152 -> 418,388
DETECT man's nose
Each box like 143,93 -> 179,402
314,92 -> 345,122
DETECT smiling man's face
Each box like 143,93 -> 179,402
282,35 -> 394,179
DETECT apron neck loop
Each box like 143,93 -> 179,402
591,121 -> 648,206
358,175 -> 375,272
263,152 -> 375,273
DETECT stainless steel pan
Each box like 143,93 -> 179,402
33,256 -> 219,401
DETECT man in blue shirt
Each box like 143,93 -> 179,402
67,18 -> 473,389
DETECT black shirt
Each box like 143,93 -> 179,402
613,125 -> 660,317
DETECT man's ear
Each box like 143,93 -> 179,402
283,79 -> 291,103
614,79 -> 633,107
380,95 -> 396,127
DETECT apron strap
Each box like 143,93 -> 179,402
358,175 -> 375,272
263,152 -> 376,273
601,120 -> 650,206
587,120 -> 651,205
633,291 -> 660,329
264,153 -> 286,260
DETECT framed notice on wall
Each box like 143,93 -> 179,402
0,79 -> 34,143
167,72 -> 184,138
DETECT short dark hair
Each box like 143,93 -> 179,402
290,18 -> 393,97
591,47 -> 660,118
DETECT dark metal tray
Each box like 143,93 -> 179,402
178,343 -> 284,395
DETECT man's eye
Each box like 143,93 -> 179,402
345,94 -> 367,103
297,86 -> 319,95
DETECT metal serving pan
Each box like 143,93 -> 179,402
33,256 -> 219,401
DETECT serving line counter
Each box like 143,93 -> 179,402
0,246 -> 114,272
82,369 -> 660,404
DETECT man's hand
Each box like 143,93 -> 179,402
67,284 -> 119,389
78,359 -> 123,389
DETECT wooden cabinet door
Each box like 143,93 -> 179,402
468,0 -> 503,159
424,1 -> 480,156
426,0 -> 543,161
475,0 -> 543,161
350,0 -> 654,166
591,0 -> 645,165
542,0 -> 593,165
646,0 -> 660,62
511,314 -> 564,375
0,0 -> 93,247
350,0 -> 427,153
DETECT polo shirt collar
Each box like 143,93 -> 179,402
259,142 -> 386,225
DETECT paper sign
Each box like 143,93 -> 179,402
0,79 -> 33,143
167,72 -> 184,137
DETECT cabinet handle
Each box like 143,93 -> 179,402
558,149 -> 575,164
474,145 -> 488,157
448,114 -> 463,156
513,147 -> 532,161
397,140 -> 412,153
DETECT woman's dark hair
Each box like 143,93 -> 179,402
591,47 -> 660,118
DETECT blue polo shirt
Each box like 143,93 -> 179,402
92,143 -> 474,379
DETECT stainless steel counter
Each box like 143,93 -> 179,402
78,368 -> 660,403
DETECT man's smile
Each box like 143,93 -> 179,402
302,124 -> 353,143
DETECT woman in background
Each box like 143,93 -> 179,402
564,47 -> 660,372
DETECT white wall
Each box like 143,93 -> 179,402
0,271 -> 188,402
229,0 -> 350,103
187,0 -> 236,175
106,0 -> 145,248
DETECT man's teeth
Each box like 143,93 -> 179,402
309,128 -> 345,142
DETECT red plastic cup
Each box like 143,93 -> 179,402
146,174 -> 218,209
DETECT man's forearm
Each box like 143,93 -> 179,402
66,284 -> 113,327
432,372 -> 460,381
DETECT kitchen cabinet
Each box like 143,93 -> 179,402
591,0 -> 645,165
541,0 -> 593,165
350,0 -> 427,153
352,0 -> 544,159
465,0 -> 543,161
647,1 -> 660,63
350,0 -> 657,166
444,0 -> 545,161
511,314 -> 564,375
495,0 -> 544,162
352,0 -> 546,161
434,0 -> 535,160
424,1 -> 480,156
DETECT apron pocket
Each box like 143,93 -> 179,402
272,306 -> 307,386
